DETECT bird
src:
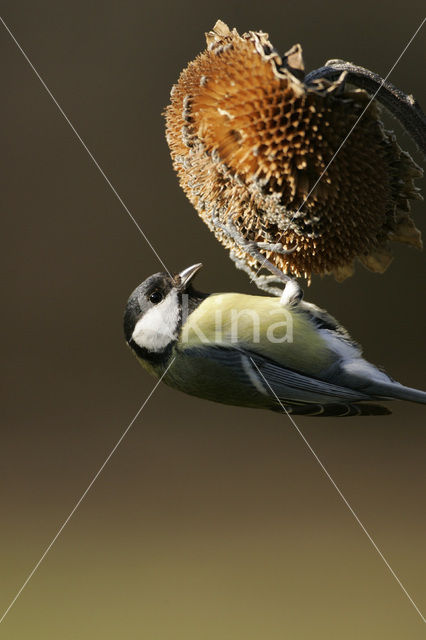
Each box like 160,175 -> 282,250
123,263 -> 426,417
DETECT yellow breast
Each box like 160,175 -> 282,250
180,293 -> 335,376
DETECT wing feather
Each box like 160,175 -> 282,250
248,353 -> 370,403
181,345 -> 371,404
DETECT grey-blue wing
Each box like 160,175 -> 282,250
179,346 -> 391,417
249,353 -> 390,415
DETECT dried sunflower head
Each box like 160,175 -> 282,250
165,20 -> 423,282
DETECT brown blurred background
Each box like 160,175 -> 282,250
1,1 -> 425,638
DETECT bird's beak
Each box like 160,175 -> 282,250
177,263 -> 203,290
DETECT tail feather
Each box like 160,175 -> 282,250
333,359 -> 426,407
368,382 -> 426,405
272,402 -> 391,417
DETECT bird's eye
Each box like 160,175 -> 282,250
149,290 -> 163,304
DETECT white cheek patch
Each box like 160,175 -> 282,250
132,291 -> 180,352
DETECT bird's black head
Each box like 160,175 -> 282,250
124,263 -> 205,362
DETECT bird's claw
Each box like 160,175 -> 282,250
249,241 -> 297,255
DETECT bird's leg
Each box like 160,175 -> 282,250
229,250 -> 286,296
305,60 -> 426,156
230,250 -> 305,302
279,279 -> 304,307
209,209 -> 295,277
211,211 -> 297,257
209,209 -> 291,286
209,208 -> 303,298
250,240 -> 297,255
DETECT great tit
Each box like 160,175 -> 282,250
123,264 -> 426,417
